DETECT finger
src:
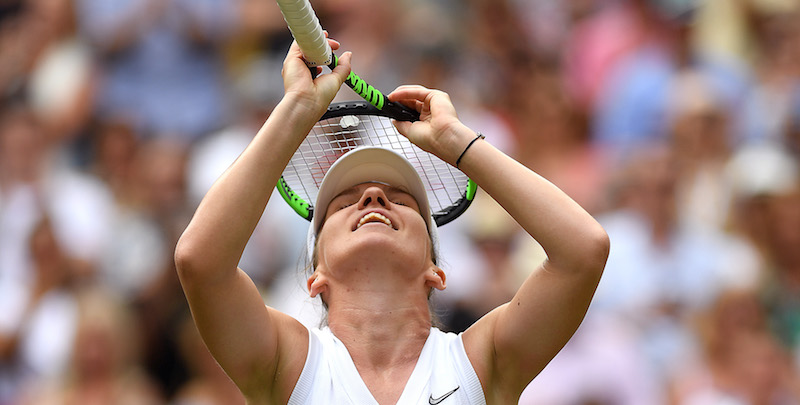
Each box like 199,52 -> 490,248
282,43 -> 307,77
322,31 -> 341,51
387,85 -> 433,102
389,97 -> 421,112
283,41 -> 310,72
286,40 -> 305,59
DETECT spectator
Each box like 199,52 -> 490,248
0,218 -> 79,404
0,104 -> 113,298
21,287 -> 164,405
75,0 -> 237,142
738,4 -> 800,146
679,328 -> 800,405
592,0 -> 751,156
88,120 -> 169,299
24,0 -> 95,149
592,145 -> 761,390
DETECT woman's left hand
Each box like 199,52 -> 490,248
387,85 -> 476,166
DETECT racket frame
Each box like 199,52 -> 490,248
276,102 -> 477,227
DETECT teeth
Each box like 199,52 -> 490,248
357,212 -> 392,229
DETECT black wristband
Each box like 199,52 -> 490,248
455,132 -> 485,169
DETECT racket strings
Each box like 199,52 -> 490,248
283,113 -> 469,216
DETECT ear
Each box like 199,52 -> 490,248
424,266 -> 447,291
307,272 -> 329,298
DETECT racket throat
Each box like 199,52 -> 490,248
347,72 -> 385,109
327,54 -> 420,122
328,54 -> 384,109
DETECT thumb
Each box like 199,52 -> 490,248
392,119 -> 413,136
331,51 -> 352,84
314,52 -> 352,103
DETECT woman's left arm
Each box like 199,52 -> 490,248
389,86 -> 610,402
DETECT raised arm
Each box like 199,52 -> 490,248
173,40 -> 351,402
389,86 -> 609,403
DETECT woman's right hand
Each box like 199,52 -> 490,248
281,37 -> 352,118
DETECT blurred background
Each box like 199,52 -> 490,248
1,0 -> 799,403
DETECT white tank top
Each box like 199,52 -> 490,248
287,327 -> 486,405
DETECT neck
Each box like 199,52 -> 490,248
325,277 -> 433,370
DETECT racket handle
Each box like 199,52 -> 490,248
276,0 -> 332,66
276,0 -> 417,121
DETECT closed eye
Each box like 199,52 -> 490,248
386,190 -> 416,210
329,192 -> 360,211
336,199 -> 358,210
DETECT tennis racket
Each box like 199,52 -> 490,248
275,0 -> 477,226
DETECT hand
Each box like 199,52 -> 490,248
282,35 -> 352,117
387,85 -> 476,166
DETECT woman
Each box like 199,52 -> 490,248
174,38 -> 610,404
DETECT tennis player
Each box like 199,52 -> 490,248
175,38 -> 609,404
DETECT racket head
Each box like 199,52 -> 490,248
278,101 -> 477,230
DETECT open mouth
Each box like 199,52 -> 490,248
356,212 -> 394,230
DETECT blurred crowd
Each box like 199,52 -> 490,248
1,0 -> 799,404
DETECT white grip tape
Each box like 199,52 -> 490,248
276,0 -> 332,66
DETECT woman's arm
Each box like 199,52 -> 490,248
389,86 -> 610,403
173,40 -> 351,402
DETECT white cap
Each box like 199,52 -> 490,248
306,146 -> 439,264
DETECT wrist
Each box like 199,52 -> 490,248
259,94 -> 326,152
456,133 -> 485,169
439,123 -> 481,167
280,91 -> 328,119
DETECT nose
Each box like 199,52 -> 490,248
358,185 -> 388,209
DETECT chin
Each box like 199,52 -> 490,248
331,235 -> 422,270
350,233 -> 403,256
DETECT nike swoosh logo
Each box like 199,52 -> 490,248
429,386 -> 459,404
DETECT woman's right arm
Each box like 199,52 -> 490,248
173,40 -> 351,403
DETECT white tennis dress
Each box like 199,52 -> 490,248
287,327 -> 486,405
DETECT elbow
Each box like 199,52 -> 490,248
174,228 -> 238,285
173,230 -> 209,283
558,223 -> 609,277
583,224 -> 610,275
173,233 -> 195,280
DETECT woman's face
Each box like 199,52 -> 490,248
315,182 -> 433,278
